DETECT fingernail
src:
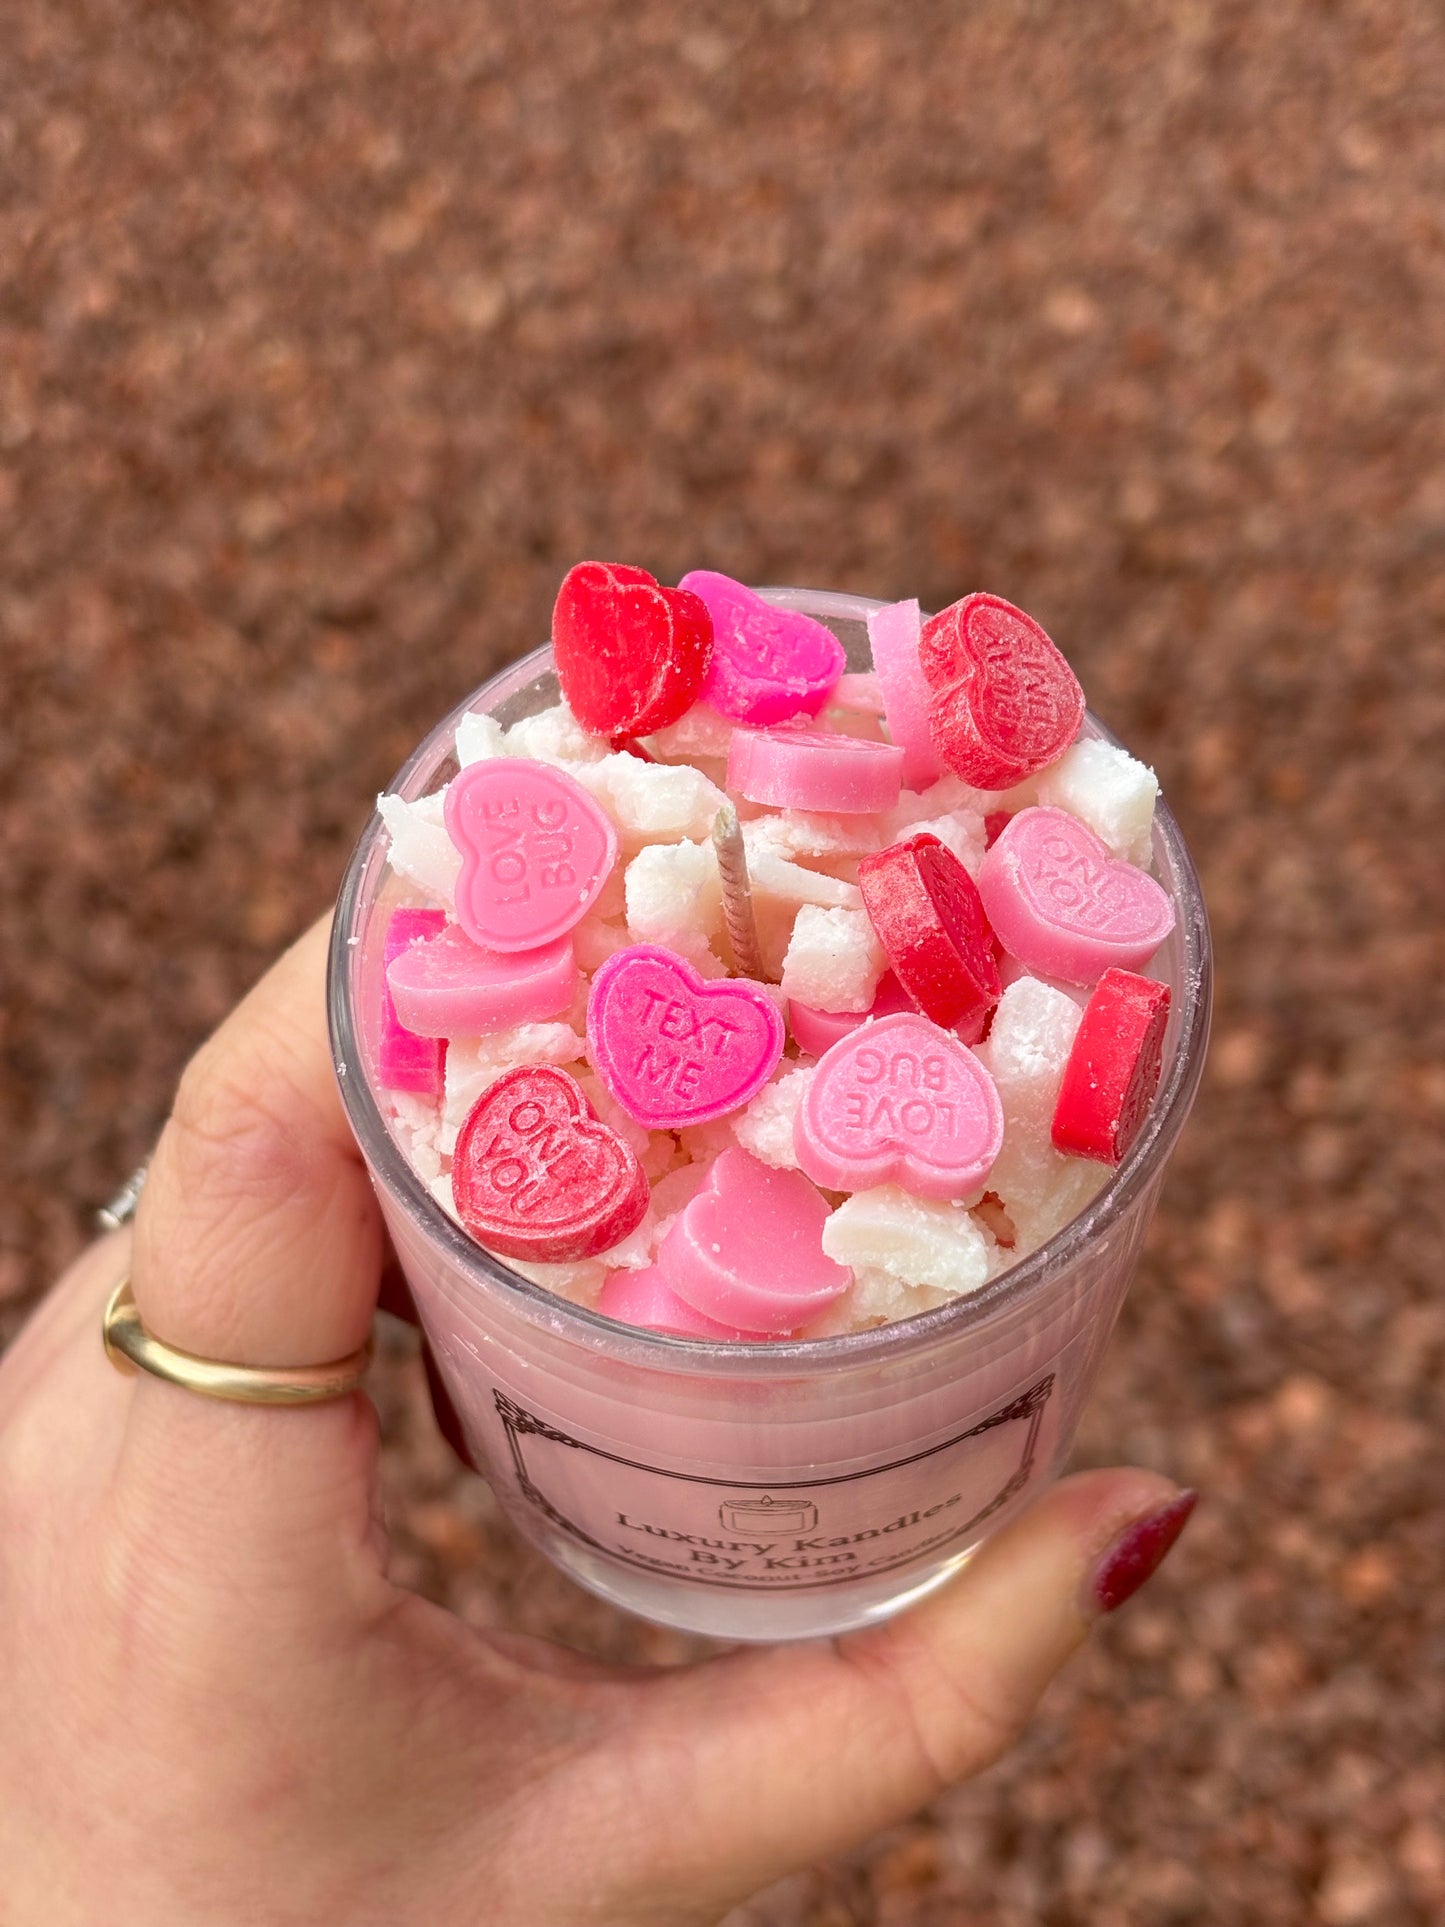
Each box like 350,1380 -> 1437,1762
1090,1490 -> 1198,1614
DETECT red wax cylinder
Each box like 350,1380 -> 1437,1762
1051,968 -> 1172,1165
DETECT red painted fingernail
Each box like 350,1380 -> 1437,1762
1091,1490 -> 1198,1613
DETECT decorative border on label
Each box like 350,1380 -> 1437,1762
492,1374 -> 1055,1592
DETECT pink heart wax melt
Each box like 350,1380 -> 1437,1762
596,1263 -> 771,1341
386,925 -> 576,1037
727,725 -> 905,814
658,1147 -> 852,1333
681,569 -> 846,726
444,758 -> 618,955
977,806 -> 1175,984
794,1011 -> 1004,1199
587,943 -> 785,1129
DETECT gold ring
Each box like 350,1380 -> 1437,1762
102,1278 -> 373,1407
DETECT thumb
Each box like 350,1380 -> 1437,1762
614,1469 -> 1196,1915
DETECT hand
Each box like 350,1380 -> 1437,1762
0,918 -> 1195,1927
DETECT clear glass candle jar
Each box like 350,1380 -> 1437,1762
328,587 -> 1211,1642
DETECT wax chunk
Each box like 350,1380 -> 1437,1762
977,806 -> 1175,984
681,569 -> 845,725
920,593 -> 1085,789
794,1011 -> 1003,1200
1051,968 -> 1171,1164
820,1186 -> 995,1299
377,791 -> 462,904
868,598 -> 942,791
728,727 -> 905,815
974,978 -> 1107,1246
731,1064 -> 816,1170
779,904 -> 886,1015
552,561 -> 714,737
587,943 -> 785,1129
451,1064 -> 650,1263
386,925 -> 576,1037
858,833 -> 1001,1030
658,1147 -> 851,1332
379,909 -> 447,1092
1035,738 -> 1159,867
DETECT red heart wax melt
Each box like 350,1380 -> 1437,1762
1051,967 -> 1171,1164
552,561 -> 714,737
919,593 -> 1084,789
451,1064 -> 649,1262
857,834 -> 1002,1031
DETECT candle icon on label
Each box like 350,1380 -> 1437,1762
719,1494 -> 818,1535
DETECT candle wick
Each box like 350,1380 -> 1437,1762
712,802 -> 767,982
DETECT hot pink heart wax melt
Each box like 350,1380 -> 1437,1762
444,758 -> 618,954
681,569 -> 846,726
586,943 -> 785,1129
658,1147 -> 852,1333
977,806 -> 1175,984
794,1011 -> 1004,1199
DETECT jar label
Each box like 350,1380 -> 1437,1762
481,1368 -> 1059,1593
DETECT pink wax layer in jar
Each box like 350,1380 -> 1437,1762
329,581 -> 1210,1641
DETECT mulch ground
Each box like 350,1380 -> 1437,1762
3,4 -> 1442,1921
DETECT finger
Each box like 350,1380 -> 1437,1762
133,915 -> 379,1366
119,916 -> 386,1586
592,1469 -> 1196,1914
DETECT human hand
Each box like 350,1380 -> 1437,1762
0,918 -> 1195,1927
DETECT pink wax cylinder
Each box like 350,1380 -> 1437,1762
379,909 -> 447,1092
727,726 -> 905,814
868,597 -> 942,792
387,926 -> 576,1037
787,970 -> 914,1056
330,586 -> 1210,1642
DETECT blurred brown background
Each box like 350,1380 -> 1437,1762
3,3 -> 1443,1922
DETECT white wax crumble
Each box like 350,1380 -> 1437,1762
731,1064 -> 816,1169
821,1185 -> 996,1298
650,1161 -> 709,1218
644,702 -> 737,761
1036,737 -> 1159,867
883,774 -> 999,843
427,1171 -> 462,1224
624,839 -> 724,970
974,977 -> 1107,1249
779,905 -> 884,1014
743,810 -> 884,861
441,1024 -> 586,1153
503,701 -> 610,767
900,806 -> 987,878
454,710 -> 507,766
596,1213 -> 657,1271
388,1092 -> 443,1183
573,914 -> 633,973
576,755 -> 727,847
675,1116 -> 736,1164
572,1068 -> 650,1157
504,1254 -> 608,1307
377,790 -> 461,904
